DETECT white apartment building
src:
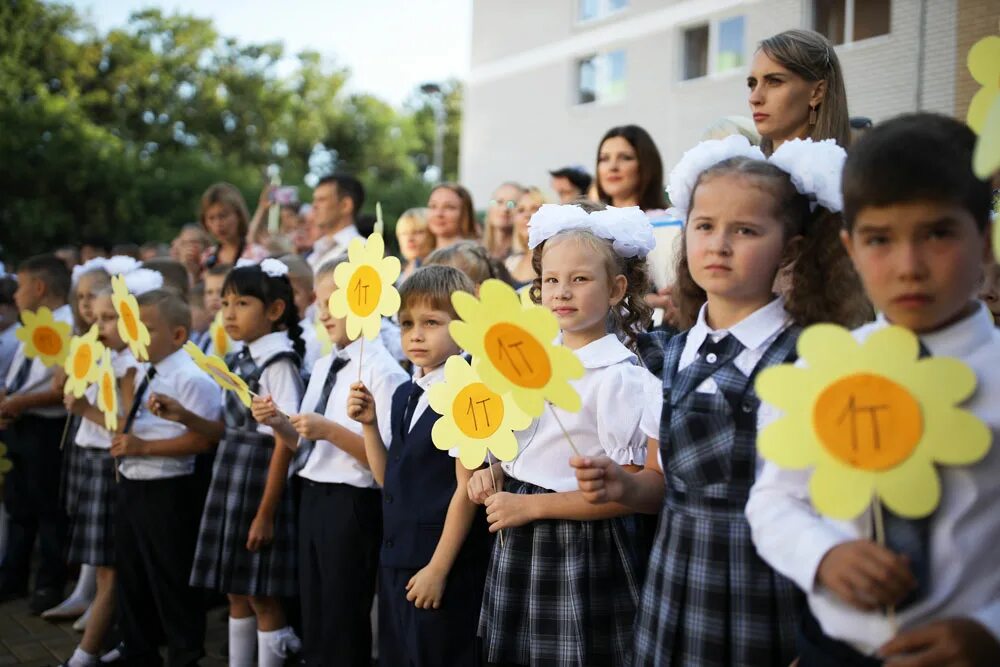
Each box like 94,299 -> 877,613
460,0 -> 996,203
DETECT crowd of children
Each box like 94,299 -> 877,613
0,82 -> 998,667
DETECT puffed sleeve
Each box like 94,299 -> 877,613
595,364 -> 662,465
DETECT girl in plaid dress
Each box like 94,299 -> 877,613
152,261 -> 304,666
574,137 -> 868,666
469,203 -> 662,666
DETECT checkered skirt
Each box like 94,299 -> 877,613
632,328 -> 802,667
60,416 -> 84,513
66,445 -> 117,566
478,478 -> 644,666
188,430 -> 297,597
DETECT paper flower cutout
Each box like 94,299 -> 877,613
328,233 -> 401,341
16,307 -> 71,368
208,311 -> 233,358
63,325 -> 105,398
428,355 -> 532,470
756,324 -> 991,520
0,441 -> 12,483
95,348 -> 118,432
450,279 -> 584,416
112,275 -> 151,361
967,35 -> 1000,179
183,341 -> 251,407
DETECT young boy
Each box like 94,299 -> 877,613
747,113 -> 1000,666
348,265 -> 491,666
110,289 -> 221,666
198,263 -> 230,353
252,258 -> 408,666
0,254 -> 72,613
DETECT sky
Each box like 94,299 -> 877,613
67,0 -> 471,107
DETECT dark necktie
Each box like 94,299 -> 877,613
401,383 -> 424,435
5,356 -> 32,394
123,367 -> 157,434
698,333 -> 744,367
234,346 -> 256,377
313,356 -> 350,414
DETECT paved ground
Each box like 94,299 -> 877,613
0,586 -> 229,666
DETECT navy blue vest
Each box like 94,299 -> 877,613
381,381 -> 489,570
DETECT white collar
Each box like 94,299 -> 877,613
413,363 -> 446,391
566,333 -> 636,370
336,335 -> 382,362
153,347 -> 189,374
877,302 -> 995,359
690,297 -> 791,353
246,330 -> 292,364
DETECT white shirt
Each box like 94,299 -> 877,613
501,334 -> 660,492
4,304 -> 73,418
300,315 -> 323,374
76,348 -> 140,449
119,348 -> 222,480
297,337 -> 408,487
0,324 -> 18,385
306,224 -> 361,272
746,304 -> 1000,654
236,332 -> 303,437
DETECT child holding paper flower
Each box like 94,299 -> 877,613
467,203 -> 662,666
748,114 -> 1000,665
573,135 -> 865,666
150,260 -> 305,666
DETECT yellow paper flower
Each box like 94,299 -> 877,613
95,348 -> 119,432
966,35 -> 1000,179
63,325 -> 105,398
428,355 -> 532,470
208,311 -> 233,358
756,324 -> 991,520
328,233 -> 402,341
449,279 -> 584,417
314,317 -> 333,356
15,307 -> 71,368
112,275 -> 151,361
0,441 -> 12,483
183,341 -> 251,407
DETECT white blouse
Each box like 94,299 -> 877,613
237,331 -> 303,437
76,348 -> 140,450
501,334 -> 661,493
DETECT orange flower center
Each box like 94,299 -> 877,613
73,345 -> 93,378
33,326 -> 63,356
121,302 -> 139,340
484,323 -> 552,389
347,265 -> 382,317
453,382 -> 505,439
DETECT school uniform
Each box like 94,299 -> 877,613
115,348 -> 221,667
377,365 -> 492,667
632,298 -> 802,667
291,337 -> 407,667
0,303 -> 73,596
747,303 -> 1000,664
66,348 -> 139,566
480,334 -> 660,666
190,332 -> 303,597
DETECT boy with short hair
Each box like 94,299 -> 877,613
747,113 -> 1000,666
110,288 -> 221,666
0,254 -> 73,612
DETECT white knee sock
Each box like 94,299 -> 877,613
258,627 -> 301,667
228,616 -> 258,667
67,647 -> 97,667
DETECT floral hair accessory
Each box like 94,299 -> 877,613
768,138 -> 846,213
71,257 -> 110,284
260,258 -> 289,278
123,268 -> 164,296
527,204 -> 656,259
103,255 -> 141,279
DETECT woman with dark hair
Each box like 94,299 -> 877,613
426,183 -> 479,250
199,182 -> 269,270
749,29 -> 851,154
595,125 -> 667,211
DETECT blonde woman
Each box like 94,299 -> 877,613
503,187 -> 545,287
483,181 -> 525,260
199,182 -> 268,269
395,207 -> 433,282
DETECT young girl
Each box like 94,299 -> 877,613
151,260 -> 304,666
467,203 -> 662,666
573,136 -> 865,666
61,271 -> 153,667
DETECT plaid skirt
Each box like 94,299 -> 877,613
632,490 -> 801,667
66,446 -> 117,566
478,479 -> 644,667
60,417 -> 84,513
189,433 -> 297,597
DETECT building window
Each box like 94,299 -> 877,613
813,0 -> 890,46
578,0 -> 628,23
681,16 -> 745,81
576,50 -> 627,104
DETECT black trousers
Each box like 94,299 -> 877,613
0,414 -> 68,593
116,475 -> 205,667
297,479 -> 381,667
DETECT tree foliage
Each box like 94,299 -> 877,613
0,0 -> 461,263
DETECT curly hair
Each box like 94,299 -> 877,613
675,156 -> 870,329
529,225 -> 652,352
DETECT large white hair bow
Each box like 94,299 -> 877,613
527,204 -> 656,259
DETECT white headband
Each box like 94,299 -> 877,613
666,135 -> 847,218
527,204 -> 656,259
